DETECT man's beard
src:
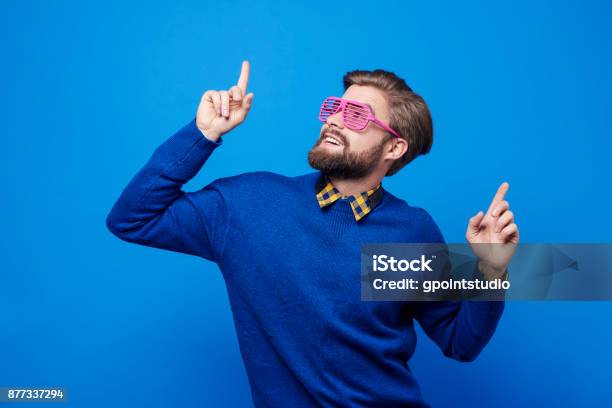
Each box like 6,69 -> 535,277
307,128 -> 385,179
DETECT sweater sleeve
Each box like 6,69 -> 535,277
106,119 -> 229,263
411,209 -> 505,362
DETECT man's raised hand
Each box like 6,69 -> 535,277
466,182 -> 520,278
466,182 -> 519,245
196,60 -> 254,142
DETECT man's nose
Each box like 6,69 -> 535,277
326,110 -> 344,129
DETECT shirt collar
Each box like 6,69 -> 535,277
315,173 -> 383,221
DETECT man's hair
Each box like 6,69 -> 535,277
343,69 -> 433,176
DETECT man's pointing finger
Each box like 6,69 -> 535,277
237,60 -> 250,94
486,182 -> 509,215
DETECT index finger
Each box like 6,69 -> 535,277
237,60 -> 250,94
486,182 -> 509,215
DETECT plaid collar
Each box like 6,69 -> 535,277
315,174 -> 383,221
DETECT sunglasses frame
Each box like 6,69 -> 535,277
318,96 -> 401,138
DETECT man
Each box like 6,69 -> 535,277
107,61 -> 519,407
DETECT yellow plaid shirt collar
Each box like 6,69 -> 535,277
315,174 -> 383,222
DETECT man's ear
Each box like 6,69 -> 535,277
385,137 -> 408,160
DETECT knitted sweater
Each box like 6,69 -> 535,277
106,119 -> 504,408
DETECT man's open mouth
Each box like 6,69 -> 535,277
323,133 -> 343,146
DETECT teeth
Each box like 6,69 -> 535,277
324,135 -> 342,145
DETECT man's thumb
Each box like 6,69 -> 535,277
243,93 -> 254,111
467,211 -> 484,237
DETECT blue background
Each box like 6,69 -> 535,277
2,0 -> 611,406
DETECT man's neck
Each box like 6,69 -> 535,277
328,173 -> 383,197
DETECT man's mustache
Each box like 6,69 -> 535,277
319,126 -> 347,146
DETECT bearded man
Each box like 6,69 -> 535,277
107,61 -> 519,408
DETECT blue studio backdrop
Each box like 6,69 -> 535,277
2,1 -> 611,406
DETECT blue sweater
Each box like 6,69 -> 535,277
106,119 -> 504,408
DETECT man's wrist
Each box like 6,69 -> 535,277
477,260 -> 509,281
197,126 -> 221,143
